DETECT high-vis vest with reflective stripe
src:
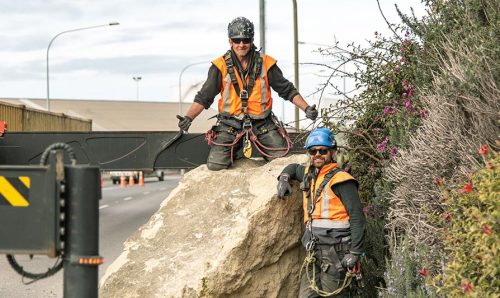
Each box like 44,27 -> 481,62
212,53 -> 276,120
303,163 -> 356,229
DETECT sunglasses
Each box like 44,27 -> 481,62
308,148 -> 330,155
231,38 -> 252,44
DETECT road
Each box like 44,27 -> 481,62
0,175 -> 181,298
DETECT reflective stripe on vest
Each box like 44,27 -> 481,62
212,52 -> 276,119
311,219 -> 350,229
303,163 -> 356,225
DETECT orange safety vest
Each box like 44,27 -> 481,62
303,163 -> 357,229
212,52 -> 276,120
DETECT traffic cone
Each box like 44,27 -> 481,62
128,174 -> 135,186
120,176 -> 126,188
100,178 -> 104,188
138,171 -> 144,186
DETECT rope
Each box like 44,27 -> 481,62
247,127 -> 292,159
299,249 -> 356,297
205,124 -> 293,161
205,129 -> 246,164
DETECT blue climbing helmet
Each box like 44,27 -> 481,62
305,128 -> 337,149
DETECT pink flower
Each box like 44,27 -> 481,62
389,147 -> 398,158
402,92 -> 408,98
383,106 -> 392,114
419,109 -> 429,119
394,66 -> 401,72
376,137 -> 389,152
403,99 -> 412,112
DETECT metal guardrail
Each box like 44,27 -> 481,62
0,101 -> 92,132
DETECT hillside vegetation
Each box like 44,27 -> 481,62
316,0 -> 499,296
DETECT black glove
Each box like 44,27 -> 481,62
277,173 -> 292,199
305,104 -> 318,121
177,115 -> 192,132
341,253 -> 359,269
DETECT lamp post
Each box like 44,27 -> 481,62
133,76 -> 142,100
292,0 -> 299,130
46,22 -> 120,111
178,61 -> 206,115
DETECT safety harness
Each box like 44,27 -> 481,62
300,165 -> 361,297
205,50 -> 292,161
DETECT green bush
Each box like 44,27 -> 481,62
432,148 -> 499,296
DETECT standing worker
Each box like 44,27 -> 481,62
177,16 -> 318,171
277,128 -> 366,297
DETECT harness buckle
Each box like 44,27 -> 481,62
242,118 -> 252,130
239,90 -> 248,100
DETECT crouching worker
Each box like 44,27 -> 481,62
277,128 -> 366,297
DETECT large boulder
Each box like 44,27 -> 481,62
99,154 -> 308,297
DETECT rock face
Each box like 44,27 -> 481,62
99,154 -> 308,298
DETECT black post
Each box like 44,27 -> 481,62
63,165 -> 101,298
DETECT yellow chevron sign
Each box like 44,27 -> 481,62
0,176 -> 30,207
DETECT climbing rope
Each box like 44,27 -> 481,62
299,249 -> 357,297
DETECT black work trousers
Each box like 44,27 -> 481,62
206,116 -> 287,171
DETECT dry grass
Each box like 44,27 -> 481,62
385,38 -> 499,255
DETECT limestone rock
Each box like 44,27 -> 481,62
99,154 -> 308,298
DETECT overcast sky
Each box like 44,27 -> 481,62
0,0 -> 427,123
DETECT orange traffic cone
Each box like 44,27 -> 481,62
138,171 -> 144,186
120,176 -> 126,188
128,174 -> 135,186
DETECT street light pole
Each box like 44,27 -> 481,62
292,0 -> 300,131
178,61 -> 206,115
46,22 -> 120,111
133,77 -> 142,100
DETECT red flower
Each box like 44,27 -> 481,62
478,144 -> 489,155
443,212 -> 452,221
482,225 -> 492,236
460,281 -> 473,293
418,267 -> 429,278
460,182 -> 473,193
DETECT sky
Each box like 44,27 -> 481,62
0,0 -> 427,125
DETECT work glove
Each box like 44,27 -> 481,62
177,115 -> 192,132
277,173 -> 292,199
305,104 -> 318,121
341,253 -> 359,269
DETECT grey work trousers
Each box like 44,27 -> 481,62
206,116 -> 287,171
299,243 -> 353,298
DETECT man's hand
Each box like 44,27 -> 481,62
177,115 -> 192,132
305,104 -> 318,121
341,253 -> 359,269
277,173 -> 292,199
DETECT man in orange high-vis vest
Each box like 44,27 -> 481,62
277,128 -> 366,297
177,17 -> 318,171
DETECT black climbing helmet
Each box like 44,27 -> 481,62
227,17 -> 254,39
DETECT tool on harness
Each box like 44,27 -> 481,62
243,134 -> 253,158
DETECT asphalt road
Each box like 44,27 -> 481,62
0,175 -> 181,298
